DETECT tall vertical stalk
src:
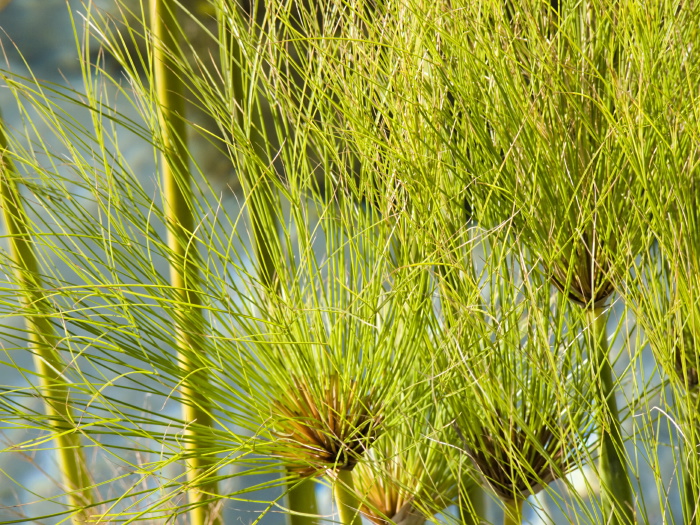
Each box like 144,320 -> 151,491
287,477 -> 319,525
150,2 -> 220,524
683,446 -> 700,525
220,6 -> 317,522
0,117 -> 94,523
437,222 -> 487,525
219,3 -> 279,296
677,308 -> 700,525
459,481 -> 486,525
333,470 -> 362,525
588,307 -> 634,525
683,445 -> 700,525
680,392 -> 700,525
502,497 -> 523,525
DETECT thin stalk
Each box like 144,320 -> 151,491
438,226 -> 489,525
333,469 -> 362,525
0,117 -> 94,523
502,497 -> 523,525
287,476 -> 319,525
682,414 -> 700,525
679,371 -> 700,525
220,7 -> 279,295
222,11 -> 305,523
150,1 -> 220,524
588,307 -> 634,525
459,482 -> 486,525
246,174 -> 279,293
683,453 -> 699,525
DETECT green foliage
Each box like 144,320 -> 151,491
0,0 -> 699,524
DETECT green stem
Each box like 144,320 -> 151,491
333,469 -> 362,525
439,226 -> 487,525
588,307 -> 634,525
220,9 -> 279,295
459,482 -> 486,525
248,177 -> 279,292
682,432 -> 700,525
682,391 -> 700,524
151,2 -> 220,524
683,458 -> 698,524
1,118 -> 94,523
502,497 -> 523,525
287,473 -> 319,525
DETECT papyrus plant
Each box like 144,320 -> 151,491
0,110 -> 95,523
622,10 -> 700,513
3,0 -> 699,524
435,230 -> 595,525
0,0 -> 364,521
352,375 -> 467,525
0,32 -> 281,522
429,2 -> 685,521
214,192 -> 428,524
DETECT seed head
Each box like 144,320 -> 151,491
271,374 -> 381,476
458,409 -> 580,502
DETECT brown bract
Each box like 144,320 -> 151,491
363,500 -> 425,525
272,375 -> 381,476
549,229 -> 616,308
464,415 -> 572,502
674,330 -> 699,391
355,452 -> 453,524
362,499 -> 424,525
356,460 -> 424,525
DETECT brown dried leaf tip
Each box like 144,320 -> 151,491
272,374 -> 381,476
